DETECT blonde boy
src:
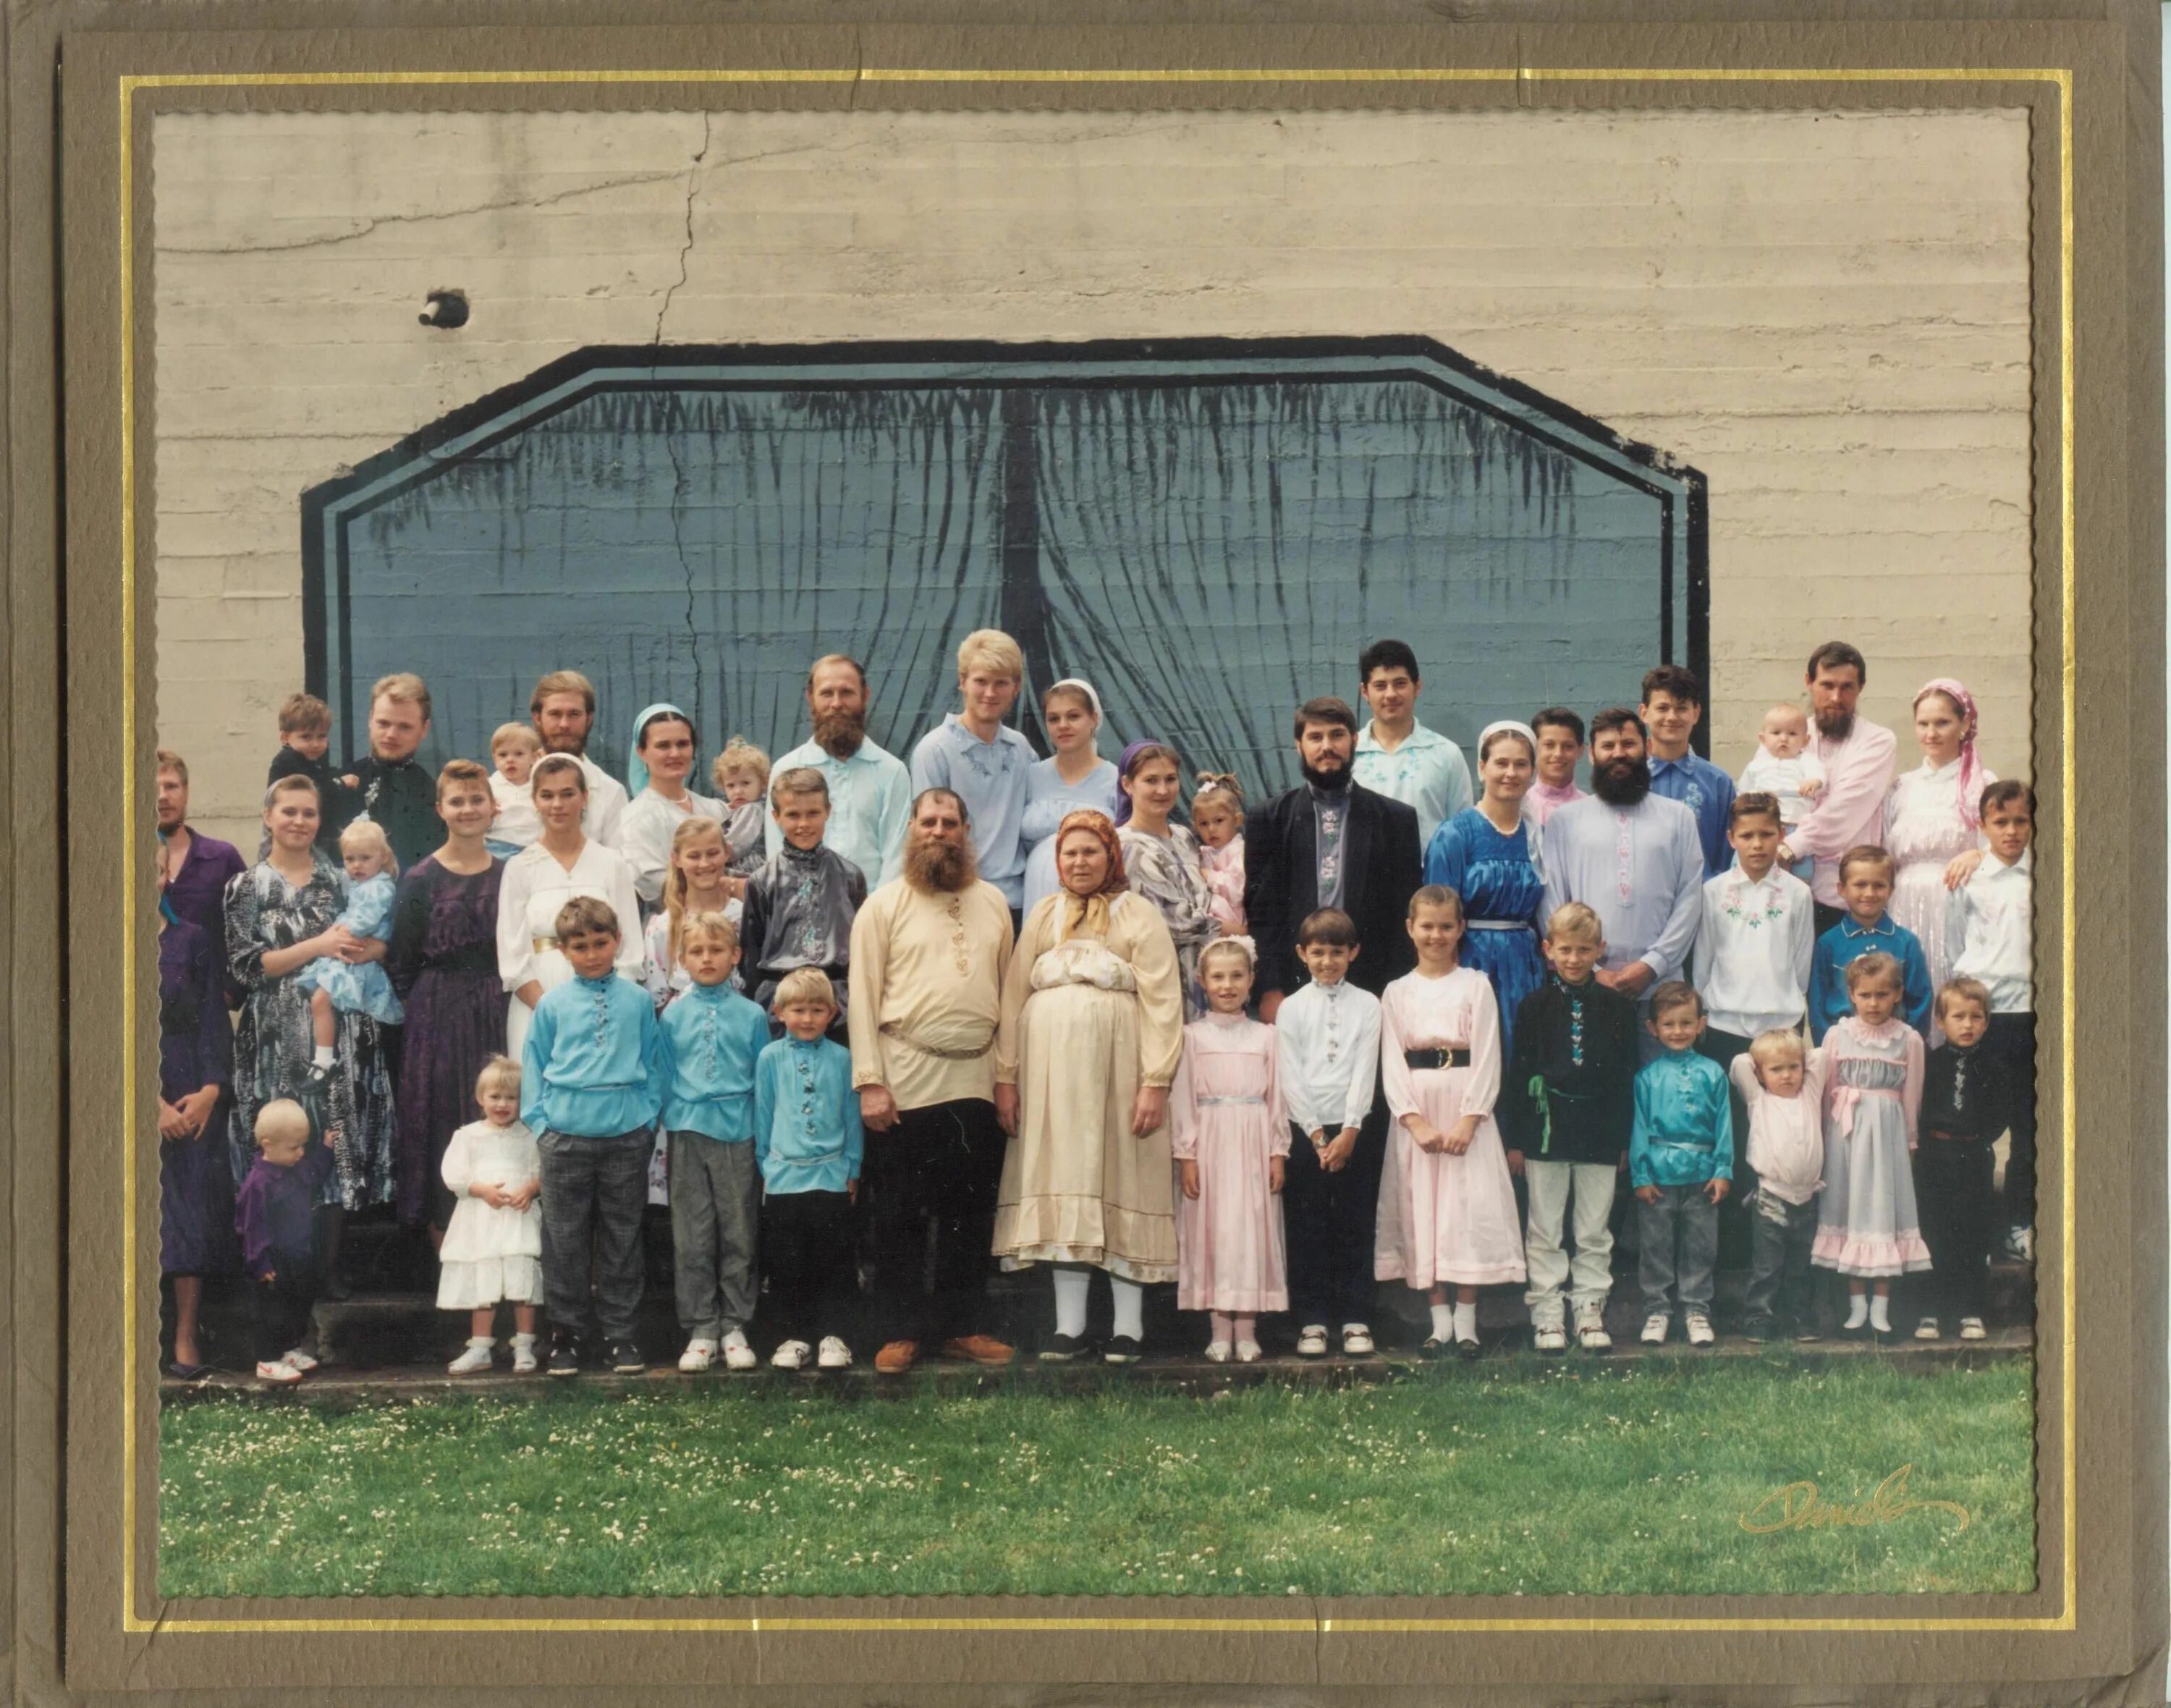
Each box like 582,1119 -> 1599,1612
909,630 -> 1036,912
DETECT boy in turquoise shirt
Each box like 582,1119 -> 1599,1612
1630,981 -> 1734,1348
521,895 -> 674,1377
659,910 -> 774,1374
753,968 -> 866,1371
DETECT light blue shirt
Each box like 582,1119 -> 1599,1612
1540,793 -> 1706,994
1647,753 -> 1738,879
520,973 -> 674,1138
1630,1047 -> 1734,1188
910,714 -> 1036,908
1352,719 -> 1474,850
764,735 -> 913,890
1020,756 -> 1121,911
659,981 -> 773,1141
753,1034 -> 865,1196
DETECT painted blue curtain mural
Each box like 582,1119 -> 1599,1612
304,341 -> 1705,796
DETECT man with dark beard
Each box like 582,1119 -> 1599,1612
1777,640 -> 1899,936
847,788 -> 1017,1374
767,654 -> 913,889
1540,708 -> 1706,1057
1245,696 -> 1424,1023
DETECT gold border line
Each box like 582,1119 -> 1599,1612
119,64 -> 2076,1638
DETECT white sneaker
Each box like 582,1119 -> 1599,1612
771,1339 -> 811,1371
722,1331 -> 758,1371
1959,1316 -> 1988,1341
1641,1314 -> 1669,1345
1578,1316 -> 1613,1352
1914,1318 -> 1941,1342
817,1336 -> 852,1370
1685,1314 -> 1714,1347
1341,1324 -> 1375,1356
1203,1340 -> 1232,1364
281,1348 -> 320,1373
678,1337 -> 718,1373
255,1358 -> 302,1384
1295,1325 -> 1329,1358
509,1334 -> 539,1374
1532,1324 -> 1567,1353
447,1340 -> 495,1375
1234,1340 -> 1262,1364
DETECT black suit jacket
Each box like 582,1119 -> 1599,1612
1243,782 -> 1423,1001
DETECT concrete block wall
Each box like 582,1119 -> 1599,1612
150,105 -> 2035,849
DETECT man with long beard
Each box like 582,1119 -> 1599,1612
847,789 -> 1017,1374
1245,696 -> 1424,1023
766,653 -> 913,889
1777,640 -> 1899,936
1540,708 -> 1706,1057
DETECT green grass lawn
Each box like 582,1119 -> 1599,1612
159,1358 -> 2034,1599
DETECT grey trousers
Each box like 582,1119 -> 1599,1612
669,1132 -> 761,1340
1637,1183 -> 1718,1318
1743,1189 -> 1820,1330
537,1128 -> 652,1345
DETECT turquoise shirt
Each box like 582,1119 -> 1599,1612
753,1034 -> 865,1196
763,735 -> 913,889
1807,913 -> 1934,1043
520,973 -> 674,1138
1630,1047 -> 1734,1188
1352,719 -> 1474,851
659,981 -> 773,1141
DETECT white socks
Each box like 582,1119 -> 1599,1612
1844,1293 -> 1870,1329
1232,1314 -> 1256,1345
1868,1294 -> 1892,1334
1430,1302 -> 1454,1340
1109,1277 -> 1144,1342
1210,1311 -> 1234,1343
1052,1267 -> 1091,1339
313,1044 -> 335,1068
1453,1301 -> 1478,1342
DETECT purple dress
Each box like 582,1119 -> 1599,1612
158,918 -> 236,1276
386,854 -> 507,1227
162,829 -> 246,1000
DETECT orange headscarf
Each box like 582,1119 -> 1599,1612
1054,810 -> 1128,941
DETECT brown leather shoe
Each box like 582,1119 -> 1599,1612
873,1340 -> 918,1374
939,1335 -> 1016,1368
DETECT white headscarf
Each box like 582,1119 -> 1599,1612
1046,677 -> 1104,724
1477,720 -> 1545,882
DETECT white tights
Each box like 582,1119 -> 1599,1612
1051,1266 -> 1146,1340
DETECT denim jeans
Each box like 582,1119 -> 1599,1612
1637,1183 -> 1718,1318
1742,1188 -> 1819,1330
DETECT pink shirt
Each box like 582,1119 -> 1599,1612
1790,719 -> 1898,907
1526,781 -> 1586,828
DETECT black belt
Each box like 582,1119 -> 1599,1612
1404,1048 -> 1472,1070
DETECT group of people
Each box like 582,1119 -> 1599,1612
152,630 -> 2038,1384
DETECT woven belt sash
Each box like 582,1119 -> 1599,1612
879,1020 -> 993,1061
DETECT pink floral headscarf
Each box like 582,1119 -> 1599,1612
1913,678 -> 1984,830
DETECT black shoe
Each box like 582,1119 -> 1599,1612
608,1341 -> 645,1374
1101,1335 -> 1143,1365
1740,1317 -> 1775,1344
1419,1335 -> 1451,1360
1038,1332 -> 1090,1364
547,1334 -> 581,1377
164,1360 -> 213,1383
1456,1335 -> 1483,1362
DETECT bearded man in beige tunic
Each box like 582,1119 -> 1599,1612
849,788 -> 1017,1376
993,811 -> 1185,1365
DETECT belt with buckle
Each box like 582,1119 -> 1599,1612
1403,1047 -> 1472,1070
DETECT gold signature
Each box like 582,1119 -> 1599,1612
1738,1464 -> 1971,1534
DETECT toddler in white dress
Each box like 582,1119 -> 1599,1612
438,1056 -> 543,1374
1737,704 -> 1825,883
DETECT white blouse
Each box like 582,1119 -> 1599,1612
495,838 -> 646,990
619,787 -> 729,905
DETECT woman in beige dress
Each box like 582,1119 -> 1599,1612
994,811 -> 1185,1365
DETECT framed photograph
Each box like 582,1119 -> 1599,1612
7,1 -> 2163,1699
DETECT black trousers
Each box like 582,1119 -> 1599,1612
250,1264 -> 317,1363
1696,1027 -> 1759,1274
1915,1136 -> 1997,1320
1281,1105 -> 1388,1329
761,1188 -> 858,1344
1985,1012 -> 2039,1228
1813,901 -> 1848,938
862,1097 -> 1007,1343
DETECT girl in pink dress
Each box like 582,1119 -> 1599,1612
1171,936 -> 1287,1362
1190,773 -> 1248,933
1375,884 -> 1527,1359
